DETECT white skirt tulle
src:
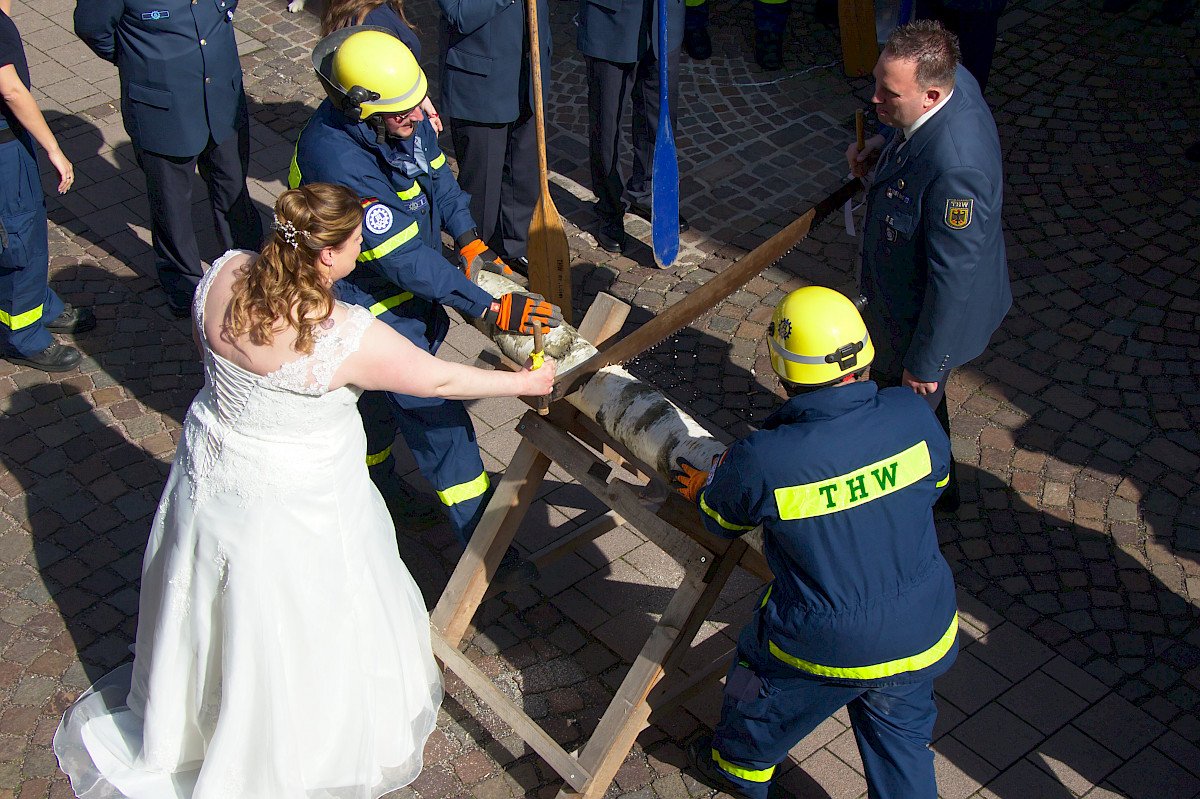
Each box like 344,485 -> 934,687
53,439 -> 444,799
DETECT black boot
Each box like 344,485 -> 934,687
755,29 -> 784,70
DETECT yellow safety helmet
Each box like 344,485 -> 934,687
767,286 -> 874,387
312,27 -> 428,122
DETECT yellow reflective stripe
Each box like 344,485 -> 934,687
436,471 -> 489,506
396,184 -> 421,200
712,750 -> 775,782
759,584 -> 772,609
0,304 -> 44,330
429,152 -> 446,169
365,445 -> 392,467
774,441 -> 932,520
936,474 -> 949,488
287,143 -> 302,189
769,613 -> 959,680
699,491 -> 755,532
358,221 -> 420,262
686,0 -> 706,6
367,292 -> 413,316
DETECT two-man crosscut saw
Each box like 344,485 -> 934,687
551,176 -> 863,401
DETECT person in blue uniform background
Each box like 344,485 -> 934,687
1,0 -> 95,372
849,20 -> 1010,511
437,0 -> 551,271
676,286 -> 958,799
291,29 -> 561,563
75,0 -> 263,317
915,0 -> 1007,93
578,0 -> 689,254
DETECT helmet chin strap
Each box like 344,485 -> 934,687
365,115 -> 388,145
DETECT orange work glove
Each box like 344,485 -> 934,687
459,238 -> 516,283
671,457 -> 709,503
484,292 -> 563,335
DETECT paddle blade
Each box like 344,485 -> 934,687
652,117 -> 680,268
527,191 -> 573,325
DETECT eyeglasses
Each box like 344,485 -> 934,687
380,106 -> 421,123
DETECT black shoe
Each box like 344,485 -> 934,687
1160,0 -> 1195,22
814,0 -> 838,25
594,225 -> 626,254
504,255 -> 529,272
1186,141 -> 1200,162
627,202 -> 690,233
1102,0 -> 1137,10
687,735 -> 779,799
6,343 -> 82,372
492,545 -> 539,592
755,29 -> 784,71
44,303 -> 96,334
684,26 -> 712,60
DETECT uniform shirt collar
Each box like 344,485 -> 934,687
903,88 -> 954,141
763,381 -> 879,429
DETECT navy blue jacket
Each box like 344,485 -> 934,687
859,65 -> 1011,383
698,382 -> 958,684
576,0 -> 684,64
361,4 -> 422,61
75,0 -> 246,159
290,100 -> 492,353
437,0 -> 551,125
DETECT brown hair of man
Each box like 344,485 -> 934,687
883,20 -> 962,91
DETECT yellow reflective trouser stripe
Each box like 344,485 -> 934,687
774,440 -> 932,520
436,471 -> 489,506
396,184 -> 420,200
0,304 -> 44,331
712,750 -> 775,782
759,584 -> 772,609
430,152 -> 446,169
365,445 -> 392,467
759,0 -> 788,4
769,613 -> 959,680
686,0 -> 706,6
699,491 -> 755,532
367,292 -> 414,316
358,221 -> 420,262
936,474 -> 949,488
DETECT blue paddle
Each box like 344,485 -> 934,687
651,0 -> 679,268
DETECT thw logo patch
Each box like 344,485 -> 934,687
944,199 -> 973,229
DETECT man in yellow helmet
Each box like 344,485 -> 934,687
675,286 -> 957,799
291,28 -> 562,555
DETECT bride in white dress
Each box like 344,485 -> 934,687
52,183 -> 554,799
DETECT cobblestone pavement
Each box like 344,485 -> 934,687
1,0 -> 1199,796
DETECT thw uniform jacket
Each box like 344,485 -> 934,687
576,0 -> 684,64
75,0 -> 246,159
859,65 -> 1011,385
289,101 -> 492,366
697,382 -> 958,683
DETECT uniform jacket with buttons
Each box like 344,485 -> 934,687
291,100 -> 492,358
576,0 -> 684,64
75,0 -> 246,159
859,65 -> 1011,384
698,382 -> 958,684
437,0 -> 551,125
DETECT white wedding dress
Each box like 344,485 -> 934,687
54,251 -> 443,799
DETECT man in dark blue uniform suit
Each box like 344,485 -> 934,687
849,20 -> 1010,510
677,286 -> 958,799
291,29 -> 560,551
438,0 -> 552,269
75,0 -> 262,317
578,0 -> 688,253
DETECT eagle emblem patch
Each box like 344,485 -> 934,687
945,199 -> 973,229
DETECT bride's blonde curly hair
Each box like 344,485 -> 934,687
227,183 -> 363,355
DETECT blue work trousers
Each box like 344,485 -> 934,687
710,630 -> 940,799
1,133 -> 63,357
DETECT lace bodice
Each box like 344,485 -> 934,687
179,250 -> 375,506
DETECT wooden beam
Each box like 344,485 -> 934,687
575,292 -> 631,349
432,632 -> 592,791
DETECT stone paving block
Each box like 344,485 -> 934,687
1074,693 -> 1166,761
972,622 -> 1055,682
949,702 -> 1043,771
1029,724 -> 1123,796
1107,746 -> 1200,799
935,648 -> 1012,716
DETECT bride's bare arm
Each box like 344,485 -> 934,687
335,318 -> 554,400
